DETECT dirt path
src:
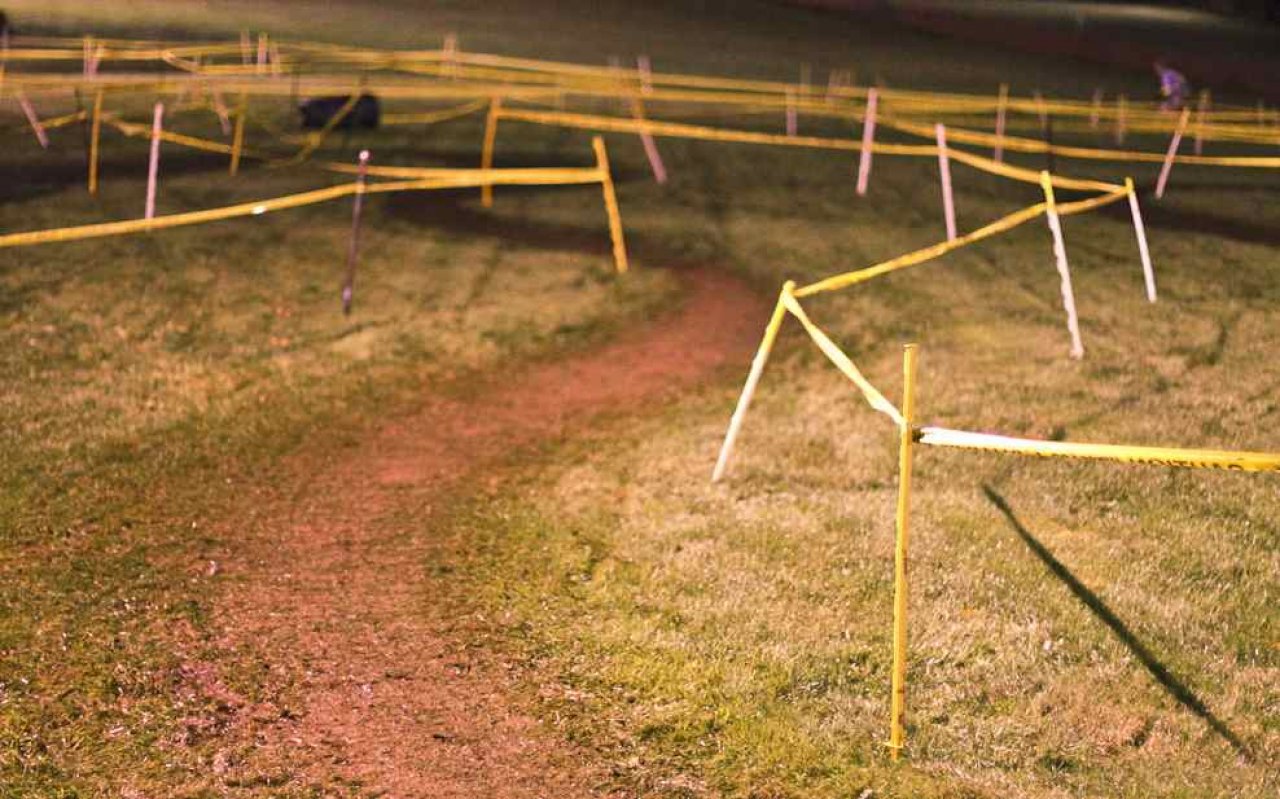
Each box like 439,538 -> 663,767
199,266 -> 765,797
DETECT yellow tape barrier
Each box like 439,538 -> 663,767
4,35 -> 1276,135
793,189 -> 1128,299
883,115 -> 1280,169
0,166 -> 610,250
494,107 -> 1146,194
779,290 -> 905,427
915,428 -> 1280,472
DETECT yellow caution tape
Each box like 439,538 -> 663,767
496,106 -> 934,155
792,185 -> 1129,299
794,203 -> 1048,298
107,115 -> 239,155
326,162 -> 606,186
883,115 -> 1280,169
381,98 -> 488,126
916,427 -> 1280,472
3,35 -> 1276,136
0,167 -> 615,250
780,290 -> 905,427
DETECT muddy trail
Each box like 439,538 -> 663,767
193,266 -> 765,797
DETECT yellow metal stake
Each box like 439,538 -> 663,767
480,96 -> 502,207
889,343 -> 919,761
591,136 -> 629,274
229,92 -> 247,176
88,89 -> 103,194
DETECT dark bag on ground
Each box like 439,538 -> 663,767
299,94 -> 380,130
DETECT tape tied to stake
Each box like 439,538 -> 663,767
779,290 -> 905,427
0,167 -> 620,250
915,428 -> 1280,472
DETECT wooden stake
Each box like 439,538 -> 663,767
786,89 -> 797,137
637,54 -> 653,95
17,93 -> 49,149
1033,90 -> 1048,130
480,96 -> 502,207
1040,172 -> 1084,359
230,92 -> 247,175
1125,178 -> 1157,303
631,97 -> 668,184
74,88 -> 91,180
443,33 -> 458,79
1089,88 -> 1102,129
993,83 -> 1008,162
888,343 -> 919,761
935,123 -> 956,242
212,89 -> 231,135
592,136 -> 629,274
712,282 -> 795,482
144,102 -> 164,221
256,33 -> 268,75
856,88 -> 878,196
88,88 -> 103,194
1155,108 -> 1190,200
341,150 -> 370,315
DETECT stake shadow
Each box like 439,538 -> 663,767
980,484 -> 1252,760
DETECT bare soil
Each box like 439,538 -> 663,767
194,265 -> 765,797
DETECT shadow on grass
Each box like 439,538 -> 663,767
382,187 -> 699,271
1096,181 -> 1280,248
980,484 -> 1252,760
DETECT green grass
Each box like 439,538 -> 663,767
0,1 -> 1276,797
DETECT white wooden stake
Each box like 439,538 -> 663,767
1040,172 -> 1084,359
240,31 -> 252,65
1033,90 -> 1048,130
786,89 -> 797,137
712,283 -> 793,483
212,90 -> 231,135
145,101 -> 164,220
994,83 -> 1008,162
631,98 -> 667,184
256,33 -> 268,75
637,55 -> 653,95
856,88 -> 878,196
342,150 -> 371,315
17,93 -> 49,149
1125,178 -> 1157,303
935,123 -> 957,242
443,33 -> 458,79
1089,88 -> 1102,129
1155,108 -> 1190,200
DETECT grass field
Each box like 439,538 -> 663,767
0,1 -> 1276,797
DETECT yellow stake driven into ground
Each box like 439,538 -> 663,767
889,343 -> 918,759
